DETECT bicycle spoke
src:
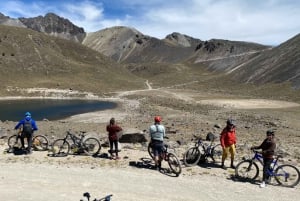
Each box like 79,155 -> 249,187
274,164 -> 300,187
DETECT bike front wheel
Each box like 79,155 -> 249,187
83,137 -> 101,155
52,139 -> 70,157
235,160 -> 259,181
183,147 -> 201,167
274,164 -> 300,187
167,152 -> 182,176
32,135 -> 49,151
211,144 -> 222,164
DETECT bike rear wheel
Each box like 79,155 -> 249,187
183,147 -> 201,166
148,143 -> 154,159
52,139 -> 70,157
211,144 -> 222,164
167,152 -> 182,176
83,137 -> 101,155
32,135 -> 49,151
7,134 -> 20,148
274,164 -> 300,187
235,160 -> 259,181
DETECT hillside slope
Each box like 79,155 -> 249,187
0,25 -> 144,95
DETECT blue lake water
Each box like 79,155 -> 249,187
0,99 -> 117,121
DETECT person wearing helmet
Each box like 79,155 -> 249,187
106,117 -> 123,160
14,112 -> 38,154
149,116 -> 166,170
220,118 -> 237,169
251,129 -> 276,188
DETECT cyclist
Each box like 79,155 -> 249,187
106,117 -> 122,160
220,118 -> 237,169
149,116 -> 166,170
251,129 -> 276,188
14,112 -> 38,154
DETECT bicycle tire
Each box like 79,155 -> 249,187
167,152 -> 182,176
83,137 -> 101,155
211,144 -> 222,164
183,147 -> 201,166
235,160 -> 259,181
274,164 -> 300,187
8,134 -> 20,148
52,139 -> 70,157
148,143 -> 154,159
32,135 -> 49,151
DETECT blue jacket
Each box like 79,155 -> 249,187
15,116 -> 38,131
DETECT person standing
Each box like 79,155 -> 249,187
251,130 -> 276,188
149,116 -> 166,170
220,118 -> 237,169
14,112 -> 38,154
106,117 -> 122,160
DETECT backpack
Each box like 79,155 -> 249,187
22,120 -> 33,135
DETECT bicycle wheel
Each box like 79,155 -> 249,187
148,143 -> 154,159
52,139 -> 70,157
274,164 -> 300,187
167,152 -> 182,176
83,137 -> 101,155
32,135 -> 49,151
235,160 -> 259,181
8,134 -> 20,148
211,144 -> 222,164
183,147 -> 201,166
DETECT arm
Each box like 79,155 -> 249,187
32,120 -> 38,131
14,120 -> 24,130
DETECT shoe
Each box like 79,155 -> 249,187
220,164 -> 226,169
230,164 -> 236,169
260,182 -> 266,188
115,156 -> 121,160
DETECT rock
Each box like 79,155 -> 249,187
119,133 -> 147,143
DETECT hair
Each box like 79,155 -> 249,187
110,118 -> 115,125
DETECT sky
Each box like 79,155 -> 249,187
1,0 -> 300,46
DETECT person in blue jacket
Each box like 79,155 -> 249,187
14,112 -> 38,154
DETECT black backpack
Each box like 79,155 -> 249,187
22,120 -> 33,135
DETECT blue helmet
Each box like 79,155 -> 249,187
25,112 -> 31,117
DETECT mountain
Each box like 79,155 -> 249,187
0,25 -> 144,95
0,13 -> 26,28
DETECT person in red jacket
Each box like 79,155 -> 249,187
220,119 -> 237,169
106,117 -> 122,160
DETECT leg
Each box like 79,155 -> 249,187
263,158 -> 272,183
229,144 -> 236,169
26,133 -> 33,153
221,147 -> 228,168
114,140 -> 120,159
20,134 -> 25,149
109,140 -> 115,159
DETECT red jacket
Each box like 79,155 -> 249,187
220,127 -> 237,148
106,124 -> 122,141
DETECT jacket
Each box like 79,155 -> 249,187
106,124 -> 122,141
252,138 -> 276,159
220,127 -> 236,148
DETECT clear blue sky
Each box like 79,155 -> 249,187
1,0 -> 300,46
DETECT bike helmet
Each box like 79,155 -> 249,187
154,116 -> 162,123
266,129 -> 275,136
25,112 -> 31,117
226,118 -> 235,126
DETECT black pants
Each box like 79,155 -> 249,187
109,140 -> 118,156
20,132 -> 33,151
263,158 -> 273,182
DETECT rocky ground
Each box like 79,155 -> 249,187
0,87 -> 300,201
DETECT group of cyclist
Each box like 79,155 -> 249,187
14,112 -> 276,188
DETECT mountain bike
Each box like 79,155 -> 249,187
148,138 -> 182,176
51,130 -> 101,157
7,133 -> 49,151
81,192 -> 113,201
235,150 -> 300,187
183,134 -> 222,166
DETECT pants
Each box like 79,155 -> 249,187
263,158 -> 273,182
151,140 -> 164,157
222,144 -> 236,162
20,132 -> 33,151
109,140 -> 119,156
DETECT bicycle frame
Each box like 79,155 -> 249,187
249,151 -> 280,176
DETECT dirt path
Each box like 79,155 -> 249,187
0,159 -> 299,201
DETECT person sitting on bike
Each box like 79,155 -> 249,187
251,129 -> 276,188
106,117 -> 122,160
14,112 -> 38,154
149,116 -> 166,170
220,118 -> 237,169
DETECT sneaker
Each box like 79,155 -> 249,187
260,182 -> 266,188
230,164 -> 236,169
220,164 -> 227,170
